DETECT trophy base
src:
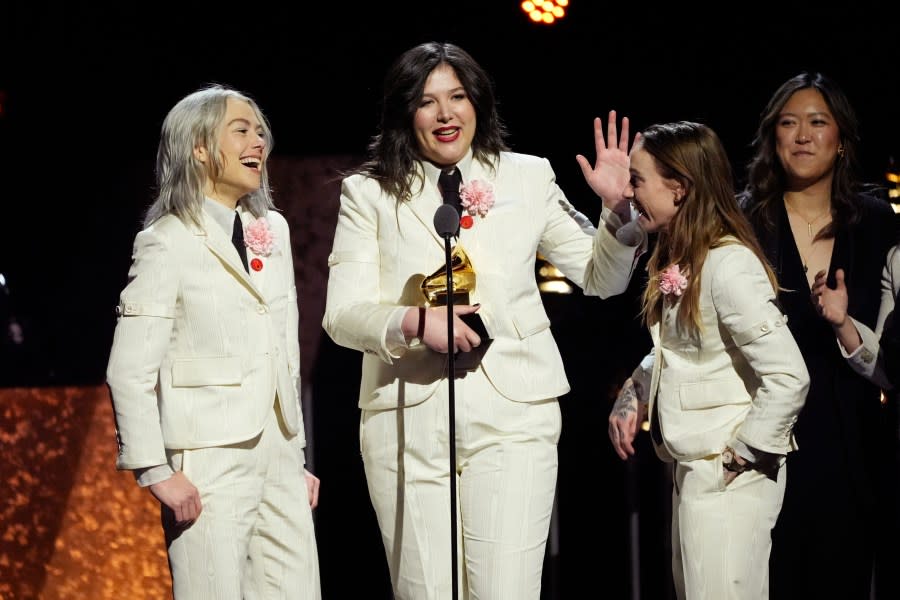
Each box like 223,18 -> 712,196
432,292 -> 470,307
453,313 -> 492,372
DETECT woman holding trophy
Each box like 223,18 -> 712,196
322,41 -> 641,600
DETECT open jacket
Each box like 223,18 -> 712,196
323,150 -> 641,410
106,206 -> 305,470
631,240 -> 810,462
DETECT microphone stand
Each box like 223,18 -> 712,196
433,203 -> 460,600
443,231 -> 459,600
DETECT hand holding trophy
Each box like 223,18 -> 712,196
420,242 -> 491,370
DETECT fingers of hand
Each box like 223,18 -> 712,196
618,116 -> 629,149
175,506 -> 196,527
628,132 -> 642,156
607,109 -> 618,147
812,294 -> 824,314
594,117 -> 606,151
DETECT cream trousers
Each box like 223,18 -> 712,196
672,455 -> 786,600
361,369 -> 560,600
164,402 -> 320,600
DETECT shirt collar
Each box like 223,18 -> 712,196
204,197 -> 239,236
422,147 -> 475,189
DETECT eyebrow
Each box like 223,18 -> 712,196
226,117 -> 259,128
779,110 -> 830,118
423,86 -> 466,97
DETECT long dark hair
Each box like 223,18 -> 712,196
356,42 -> 509,201
740,71 -> 863,236
642,122 -> 778,337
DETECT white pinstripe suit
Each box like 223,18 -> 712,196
323,150 -> 639,599
107,202 -> 319,599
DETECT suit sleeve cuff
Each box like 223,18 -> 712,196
135,464 -> 175,487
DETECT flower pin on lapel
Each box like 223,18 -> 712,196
244,217 -> 275,271
659,264 -> 688,298
460,180 -> 495,222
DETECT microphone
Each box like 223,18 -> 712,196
434,204 -> 460,238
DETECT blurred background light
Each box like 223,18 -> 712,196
521,0 -> 569,24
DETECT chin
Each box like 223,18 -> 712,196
638,216 -> 657,233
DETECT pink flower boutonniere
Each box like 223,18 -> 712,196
244,217 -> 275,260
659,264 -> 688,298
460,180 -> 495,227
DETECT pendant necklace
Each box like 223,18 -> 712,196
784,198 -> 831,274
785,200 -> 831,238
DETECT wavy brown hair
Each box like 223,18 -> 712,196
640,122 -> 778,338
355,41 -> 509,201
739,71 -> 864,237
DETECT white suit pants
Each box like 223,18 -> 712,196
360,369 -> 560,600
671,456 -> 786,600
164,402 -> 320,600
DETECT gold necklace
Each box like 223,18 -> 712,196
785,199 -> 831,237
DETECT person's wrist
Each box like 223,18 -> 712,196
722,446 -> 753,473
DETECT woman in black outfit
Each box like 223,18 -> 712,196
739,71 -> 898,599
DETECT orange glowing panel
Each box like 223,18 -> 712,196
521,0 -> 568,24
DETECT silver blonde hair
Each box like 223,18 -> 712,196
144,84 -> 275,228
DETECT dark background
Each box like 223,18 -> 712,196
2,3 -> 899,598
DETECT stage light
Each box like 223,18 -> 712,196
886,160 -> 900,209
521,0 -> 568,24
536,254 -> 574,294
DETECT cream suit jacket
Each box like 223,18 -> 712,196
106,206 -> 305,470
323,151 -> 641,410
631,241 -> 810,462
843,243 -> 900,389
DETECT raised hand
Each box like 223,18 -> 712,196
575,110 -> 639,221
811,267 -> 865,353
811,268 -> 848,327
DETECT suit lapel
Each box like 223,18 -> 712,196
456,160 -> 493,251
403,173 -> 451,251
402,157 -> 493,252
196,211 -> 266,302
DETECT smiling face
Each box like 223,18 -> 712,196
775,87 -> 841,190
625,144 -> 683,233
195,96 -> 268,209
413,63 -> 476,168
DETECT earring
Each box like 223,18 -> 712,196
837,143 -> 845,157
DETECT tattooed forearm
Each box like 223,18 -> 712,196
614,382 -> 639,419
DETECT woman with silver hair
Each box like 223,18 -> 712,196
107,84 -> 321,599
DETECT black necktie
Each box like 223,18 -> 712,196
439,168 -> 463,216
232,211 -> 249,273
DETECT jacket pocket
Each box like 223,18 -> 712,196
171,356 -> 242,387
511,303 -> 551,339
